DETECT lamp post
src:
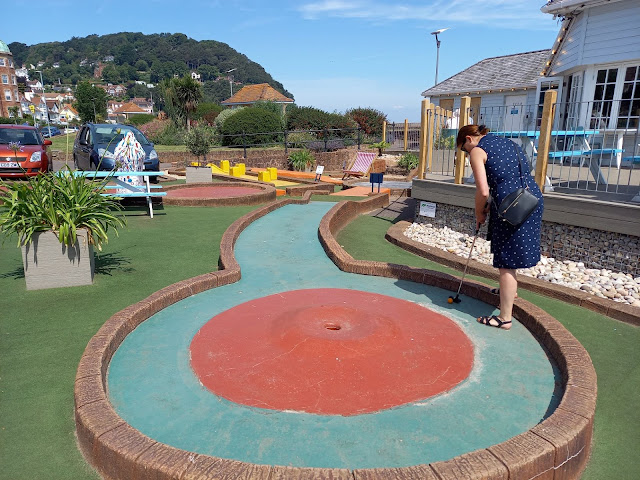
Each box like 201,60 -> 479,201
225,68 -> 237,97
430,28 -> 448,86
34,70 -> 51,133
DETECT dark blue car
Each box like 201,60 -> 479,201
40,126 -> 62,137
72,123 -> 160,177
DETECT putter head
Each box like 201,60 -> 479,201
453,296 -> 462,303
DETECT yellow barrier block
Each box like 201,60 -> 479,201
267,167 -> 278,180
230,166 -> 242,177
236,163 -> 246,175
258,171 -> 271,182
220,160 -> 230,173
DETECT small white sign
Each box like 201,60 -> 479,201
419,201 -> 436,218
315,165 -> 325,175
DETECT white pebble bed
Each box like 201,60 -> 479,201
404,223 -> 640,307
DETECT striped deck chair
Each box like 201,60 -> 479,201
342,152 -> 376,179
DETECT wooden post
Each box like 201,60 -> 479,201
454,96 -> 471,184
418,99 -> 430,179
403,119 -> 408,152
426,106 -> 436,173
536,90 -> 557,191
382,121 -> 387,144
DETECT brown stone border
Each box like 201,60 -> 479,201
75,192 -> 597,480
385,221 -> 640,326
162,182 -> 277,207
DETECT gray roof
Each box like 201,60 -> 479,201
421,49 -> 551,97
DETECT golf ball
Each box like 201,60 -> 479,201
447,297 -> 453,304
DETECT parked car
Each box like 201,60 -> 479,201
64,127 -> 79,134
40,126 -> 62,137
0,125 -> 53,178
73,123 -> 160,178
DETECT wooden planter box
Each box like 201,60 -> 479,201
186,166 -> 212,183
21,229 -> 95,290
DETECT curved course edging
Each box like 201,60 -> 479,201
75,192 -> 596,480
162,182 -> 277,207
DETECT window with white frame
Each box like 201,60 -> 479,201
0,58 -> 5,66
1,74 -> 8,84
618,65 -> 640,129
4,90 -> 12,101
590,68 -> 617,129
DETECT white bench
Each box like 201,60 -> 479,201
75,171 -> 167,218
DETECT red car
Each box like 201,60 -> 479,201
0,124 -> 53,178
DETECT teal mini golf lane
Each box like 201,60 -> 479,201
108,202 -> 560,469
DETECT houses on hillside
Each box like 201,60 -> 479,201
221,83 -> 294,114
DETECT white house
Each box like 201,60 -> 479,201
540,0 -> 640,136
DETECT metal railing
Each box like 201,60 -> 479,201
417,94 -> 640,203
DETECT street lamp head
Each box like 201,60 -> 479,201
225,68 -> 237,73
431,28 -> 449,35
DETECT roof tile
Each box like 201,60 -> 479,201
221,83 -> 293,105
422,49 -> 551,97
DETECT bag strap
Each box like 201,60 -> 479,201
511,141 -> 529,189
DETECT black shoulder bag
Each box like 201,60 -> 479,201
497,144 -> 540,228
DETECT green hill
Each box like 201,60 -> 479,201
8,32 -> 292,103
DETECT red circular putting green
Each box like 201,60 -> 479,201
165,186 -> 263,198
190,289 -> 473,416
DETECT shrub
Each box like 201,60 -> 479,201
286,131 -> 316,148
185,125 -> 215,166
286,105 -> 357,135
152,122 -> 185,145
346,107 -> 387,136
213,107 -> 244,132
397,153 -> 419,170
127,113 -> 156,127
138,118 -> 168,143
219,108 -> 283,147
194,102 -> 224,125
307,139 -> 351,152
288,149 -> 315,171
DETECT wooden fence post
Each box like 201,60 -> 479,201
403,119 -> 408,152
426,106 -> 437,173
382,121 -> 387,144
418,99 -> 430,179
536,90 -> 557,190
454,96 -> 471,184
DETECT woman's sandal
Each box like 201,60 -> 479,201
477,315 -> 512,330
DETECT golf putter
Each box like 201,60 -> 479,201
448,226 -> 481,304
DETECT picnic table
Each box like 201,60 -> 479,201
75,170 -> 166,218
493,130 -> 624,186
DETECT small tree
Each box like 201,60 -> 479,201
185,125 -> 214,167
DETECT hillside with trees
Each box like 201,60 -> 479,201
8,32 -> 293,104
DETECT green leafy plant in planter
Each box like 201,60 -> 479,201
185,125 -> 214,167
0,168 -> 125,249
397,153 -> 419,171
370,140 -> 390,157
289,149 -> 315,172
0,168 -> 126,289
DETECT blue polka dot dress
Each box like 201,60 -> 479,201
479,134 -> 544,269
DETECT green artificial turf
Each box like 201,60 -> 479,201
337,215 -> 640,480
1,204 -> 637,479
0,204 -> 257,480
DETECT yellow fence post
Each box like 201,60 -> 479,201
382,121 -> 387,145
418,99 -> 430,179
426,106 -> 436,173
454,96 -> 471,184
536,90 -> 557,191
403,119 -> 408,152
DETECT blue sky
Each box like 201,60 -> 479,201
4,1 -> 561,122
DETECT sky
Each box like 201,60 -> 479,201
3,0 -> 562,122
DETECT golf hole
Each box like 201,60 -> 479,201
324,323 -> 342,331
